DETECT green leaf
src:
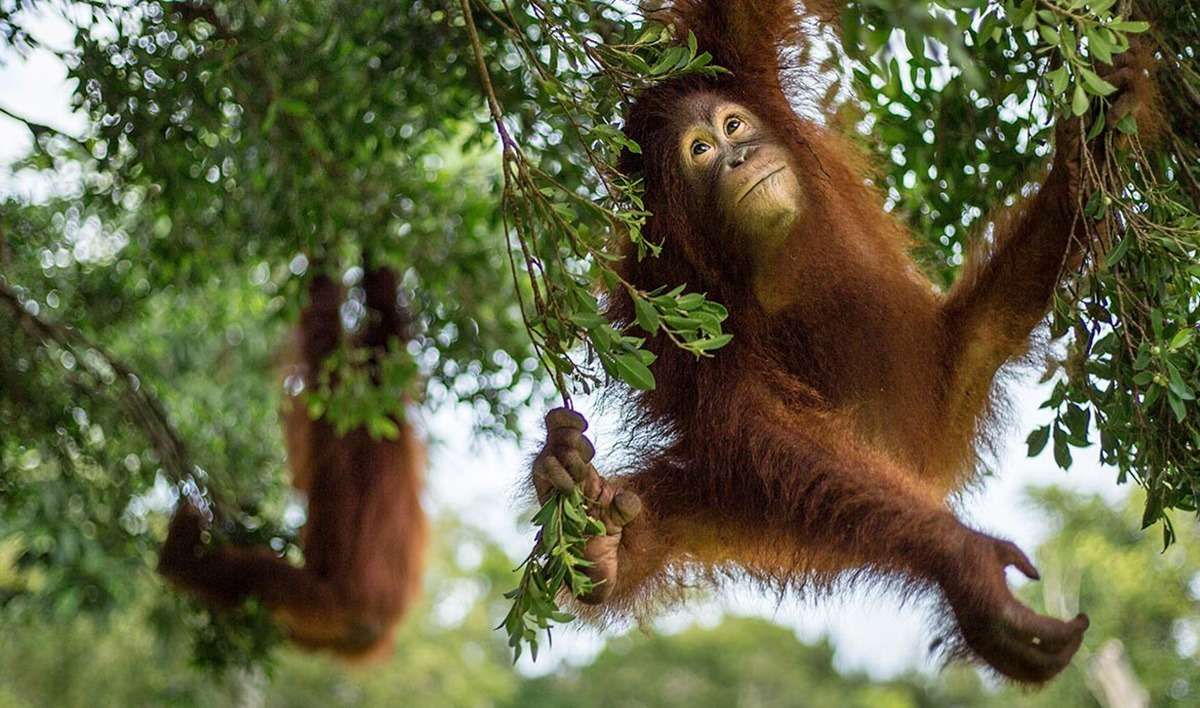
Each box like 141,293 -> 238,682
1087,27 -> 1115,64
1167,363 -> 1195,401
1080,67 -> 1118,96
611,352 -> 656,390
1072,84 -> 1090,116
1053,431 -> 1073,469
1110,20 -> 1150,33
1047,66 -> 1070,95
1168,393 -> 1187,422
1026,425 -> 1051,456
690,333 -> 733,353
633,297 -> 660,334
1105,236 -> 1132,267
1169,329 -> 1195,352
676,293 -> 706,310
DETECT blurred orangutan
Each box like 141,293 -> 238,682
161,266 -> 426,660
530,0 -> 1156,683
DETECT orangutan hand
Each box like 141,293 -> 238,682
1054,45 -> 1155,192
531,408 -> 642,604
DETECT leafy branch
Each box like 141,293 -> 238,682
837,0 -> 1200,541
0,278 -> 228,521
1009,0 -> 1200,543
459,0 -> 729,661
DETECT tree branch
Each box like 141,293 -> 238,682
458,0 -> 518,155
0,279 -> 229,520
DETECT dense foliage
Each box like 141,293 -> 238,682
833,0 -> 1200,545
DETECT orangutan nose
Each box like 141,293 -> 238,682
727,144 -> 757,169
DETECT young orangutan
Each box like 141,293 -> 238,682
530,0 -> 1155,683
161,267 -> 426,660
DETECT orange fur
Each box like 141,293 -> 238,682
161,268 -> 426,660
560,0 -> 1108,683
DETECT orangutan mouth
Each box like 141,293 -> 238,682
738,165 -> 785,203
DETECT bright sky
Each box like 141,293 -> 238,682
0,10 -> 1131,681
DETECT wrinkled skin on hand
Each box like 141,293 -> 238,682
531,408 -> 641,604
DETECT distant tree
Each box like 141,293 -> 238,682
0,521 -> 521,707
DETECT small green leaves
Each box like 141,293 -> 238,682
499,488 -> 606,663
1072,84 -> 1090,117
1026,1 -> 1145,129
308,343 -> 419,437
611,352 -> 655,391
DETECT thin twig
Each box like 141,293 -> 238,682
460,0 -> 519,155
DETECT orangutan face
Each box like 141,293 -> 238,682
677,96 -> 803,248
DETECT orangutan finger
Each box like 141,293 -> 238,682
997,540 -> 1040,581
560,449 -> 591,481
1006,601 -> 1087,653
1000,610 -> 1088,682
991,625 -> 1075,682
575,433 -> 596,463
549,428 -> 595,464
533,454 -> 575,495
545,407 -> 587,432
610,489 -> 643,527
578,534 -> 620,605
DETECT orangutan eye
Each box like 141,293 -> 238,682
691,140 -> 711,157
725,117 -> 742,135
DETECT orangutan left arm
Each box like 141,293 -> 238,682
941,53 -> 1153,380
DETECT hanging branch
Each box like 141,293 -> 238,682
1017,0 -> 1200,543
459,0 -> 733,661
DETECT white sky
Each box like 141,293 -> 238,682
0,11 -> 1131,682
